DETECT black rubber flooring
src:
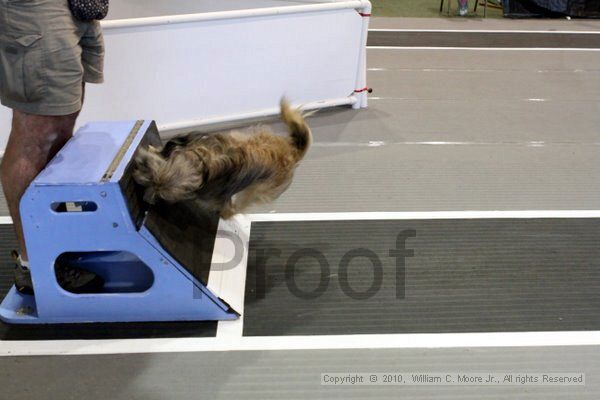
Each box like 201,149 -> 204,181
4,217 -> 600,339
367,31 -> 600,48
243,218 -> 600,336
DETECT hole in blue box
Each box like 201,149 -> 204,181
55,251 -> 154,294
51,201 -> 98,213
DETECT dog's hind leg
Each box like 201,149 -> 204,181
226,182 -> 285,218
219,198 -> 238,220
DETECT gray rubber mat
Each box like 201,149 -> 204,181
243,218 -> 600,336
2,346 -> 600,400
368,31 -> 600,48
0,224 -> 217,340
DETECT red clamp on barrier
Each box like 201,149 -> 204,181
358,12 -> 371,17
354,87 -> 373,93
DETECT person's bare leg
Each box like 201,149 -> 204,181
1,83 -> 85,263
0,109 -> 79,261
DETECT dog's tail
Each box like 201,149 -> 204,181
280,98 -> 312,159
133,147 -> 203,204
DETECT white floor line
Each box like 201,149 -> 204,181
369,28 -> 600,34
248,210 -> 600,222
2,331 -> 600,357
2,210 -> 600,225
368,46 -> 600,52
208,215 -> 251,339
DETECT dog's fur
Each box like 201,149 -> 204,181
133,98 -> 311,219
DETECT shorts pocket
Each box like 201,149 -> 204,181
0,34 -> 45,103
5,0 -> 46,37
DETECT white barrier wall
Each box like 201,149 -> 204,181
0,1 -> 370,150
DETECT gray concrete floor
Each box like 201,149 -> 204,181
3,346 -> 600,400
248,47 -> 600,213
2,42 -> 600,399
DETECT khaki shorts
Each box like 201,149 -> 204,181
0,0 -> 104,116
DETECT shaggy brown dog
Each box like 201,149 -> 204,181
133,99 -> 311,219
